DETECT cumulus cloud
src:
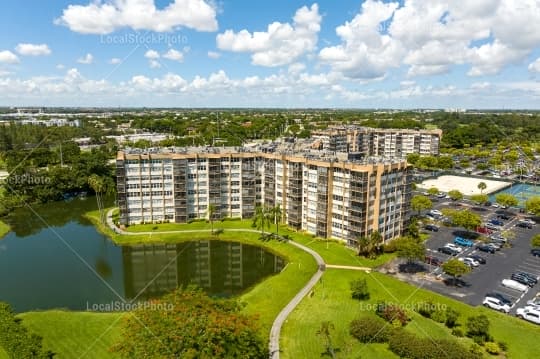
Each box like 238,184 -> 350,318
15,43 -> 51,56
144,50 -> 160,60
56,0 -> 218,34
163,49 -> 184,62
109,58 -> 122,65
0,50 -> 19,64
216,4 -> 321,67
207,51 -> 221,59
77,53 -> 94,64
529,57 -> 540,73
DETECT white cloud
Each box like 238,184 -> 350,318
529,57 -> 540,73
109,58 -> 122,65
144,50 -> 160,60
288,62 -> 306,74
77,53 -> 94,64
319,0 -> 403,79
0,50 -> 20,64
56,0 -> 218,34
15,43 -> 51,56
207,51 -> 221,59
163,49 -> 184,62
56,64 -> 65,70
149,60 -> 161,69
216,4 -> 321,67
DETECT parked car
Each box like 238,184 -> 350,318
531,249 -> 540,257
454,237 -> 474,247
485,223 -> 502,231
477,244 -> 496,254
436,192 -> 446,198
430,209 -> 443,217
483,296 -> 511,313
516,306 -> 540,324
476,226 -> 493,235
501,279 -> 529,292
459,257 -> 479,267
526,297 -> 540,307
424,224 -> 439,232
515,271 -> 538,285
521,218 -> 536,225
489,218 -> 504,226
488,241 -> 503,250
497,213 -> 511,220
438,246 -> 459,256
485,292 -> 512,305
516,221 -> 533,229
489,233 -> 507,242
511,273 -> 536,287
424,255 -> 443,266
468,254 -> 486,264
444,243 -> 463,253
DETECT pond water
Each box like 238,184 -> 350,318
0,198 -> 284,312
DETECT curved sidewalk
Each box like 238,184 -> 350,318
105,209 -> 327,359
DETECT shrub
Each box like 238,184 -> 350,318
416,301 -> 435,318
376,302 -> 409,326
451,327 -> 464,337
152,225 -> 158,230
349,316 -> 391,343
469,343 -> 483,357
430,308 -> 446,323
497,341 -> 508,352
484,342 -> 501,355
466,314 -> 491,344
350,278 -> 370,300
383,241 -> 397,253
445,307 -> 460,328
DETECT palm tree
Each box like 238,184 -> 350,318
271,204 -> 282,236
252,205 -> 270,238
207,204 -> 217,234
88,174 -> 106,224
478,182 -> 487,194
370,231 -> 383,257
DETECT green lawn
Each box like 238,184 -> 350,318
0,219 -> 10,239
18,311 -> 124,359
0,347 -> 8,359
282,269 -> 540,358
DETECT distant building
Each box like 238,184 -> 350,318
17,118 -> 80,127
116,143 -> 412,245
311,126 -> 442,158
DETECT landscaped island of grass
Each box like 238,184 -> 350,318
0,219 -> 10,239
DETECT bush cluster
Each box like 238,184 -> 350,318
349,316 -> 391,343
350,278 -> 370,300
375,302 -> 410,327
416,301 -> 459,328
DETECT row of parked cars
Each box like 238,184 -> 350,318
483,289 -> 540,324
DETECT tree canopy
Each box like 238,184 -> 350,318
495,193 -> 518,208
525,196 -> 540,216
448,189 -> 463,202
410,195 -> 432,215
395,237 -> 425,264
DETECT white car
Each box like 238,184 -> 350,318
501,279 -> 528,292
521,219 -> 536,225
527,297 -> 540,307
444,243 -> 463,253
430,209 -> 443,216
483,296 -> 511,313
459,257 -> 480,267
516,306 -> 540,324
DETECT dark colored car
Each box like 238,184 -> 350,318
438,247 -> 458,256
425,255 -> 443,266
532,249 -> 540,257
485,292 -> 512,306
497,214 -> 511,220
511,273 -> 536,287
424,224 -> 439,232
469,254 -> 486,264
516,221 -> 533,229
489,218 -> 504,226
515,271 -> 538,285
477,244 -> 496,254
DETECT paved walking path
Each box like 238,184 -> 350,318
105,209 -> 368,358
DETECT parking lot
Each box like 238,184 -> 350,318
406,198 -> 540,316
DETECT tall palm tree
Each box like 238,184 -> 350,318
88,174 -> 106,224
207,204 -> 217,234
252,205 -> 270,237
271,204 -> 282,236
478,182 -> 487,194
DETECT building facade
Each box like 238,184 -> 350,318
117,145 -> 412,244
312,126 -> 442,158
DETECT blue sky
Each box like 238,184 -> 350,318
1,0 -> 540,108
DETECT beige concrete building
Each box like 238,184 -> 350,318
116,144 -> 412,244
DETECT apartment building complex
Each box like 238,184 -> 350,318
312,126 -> 442,158
116,143 -> 412,245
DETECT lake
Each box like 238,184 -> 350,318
0,198 -> 284,312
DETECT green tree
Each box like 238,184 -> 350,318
466,314 -> 491,344
470,194 -> 488,205
252,205 -> 270,237
410,195 -> 432,215
111,287 -> 267,358
447,209 -> 481,232
477,182 -> 487,194
357,235 -> 371,257
350,278 -> 370,300
437,155 -> 454,169
427,187 -> 440,196
531,234 -> 540,248
406,153 -> 420,166
395,237 -> 425,265
207,204 -> 217,234
271,204 -> 282,236
88,174 -> 107,223
316,321 -> 336,359
525,196 -> 540,215
495,193 -> 518,208
448,189 -> 464,202
442,259 -> 471,286
370,231 -> 383,256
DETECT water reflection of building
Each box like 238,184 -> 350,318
122,241 -> 285,300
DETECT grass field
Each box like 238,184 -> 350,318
0,219 -> 9,239
281,269 -> 540,358
0,347 -> 8,359
18,311 -> 124,359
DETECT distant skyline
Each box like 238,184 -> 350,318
1,0 -> 540,108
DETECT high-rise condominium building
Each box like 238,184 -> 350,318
311,126 -> 442,158
116,143 -> 412,245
